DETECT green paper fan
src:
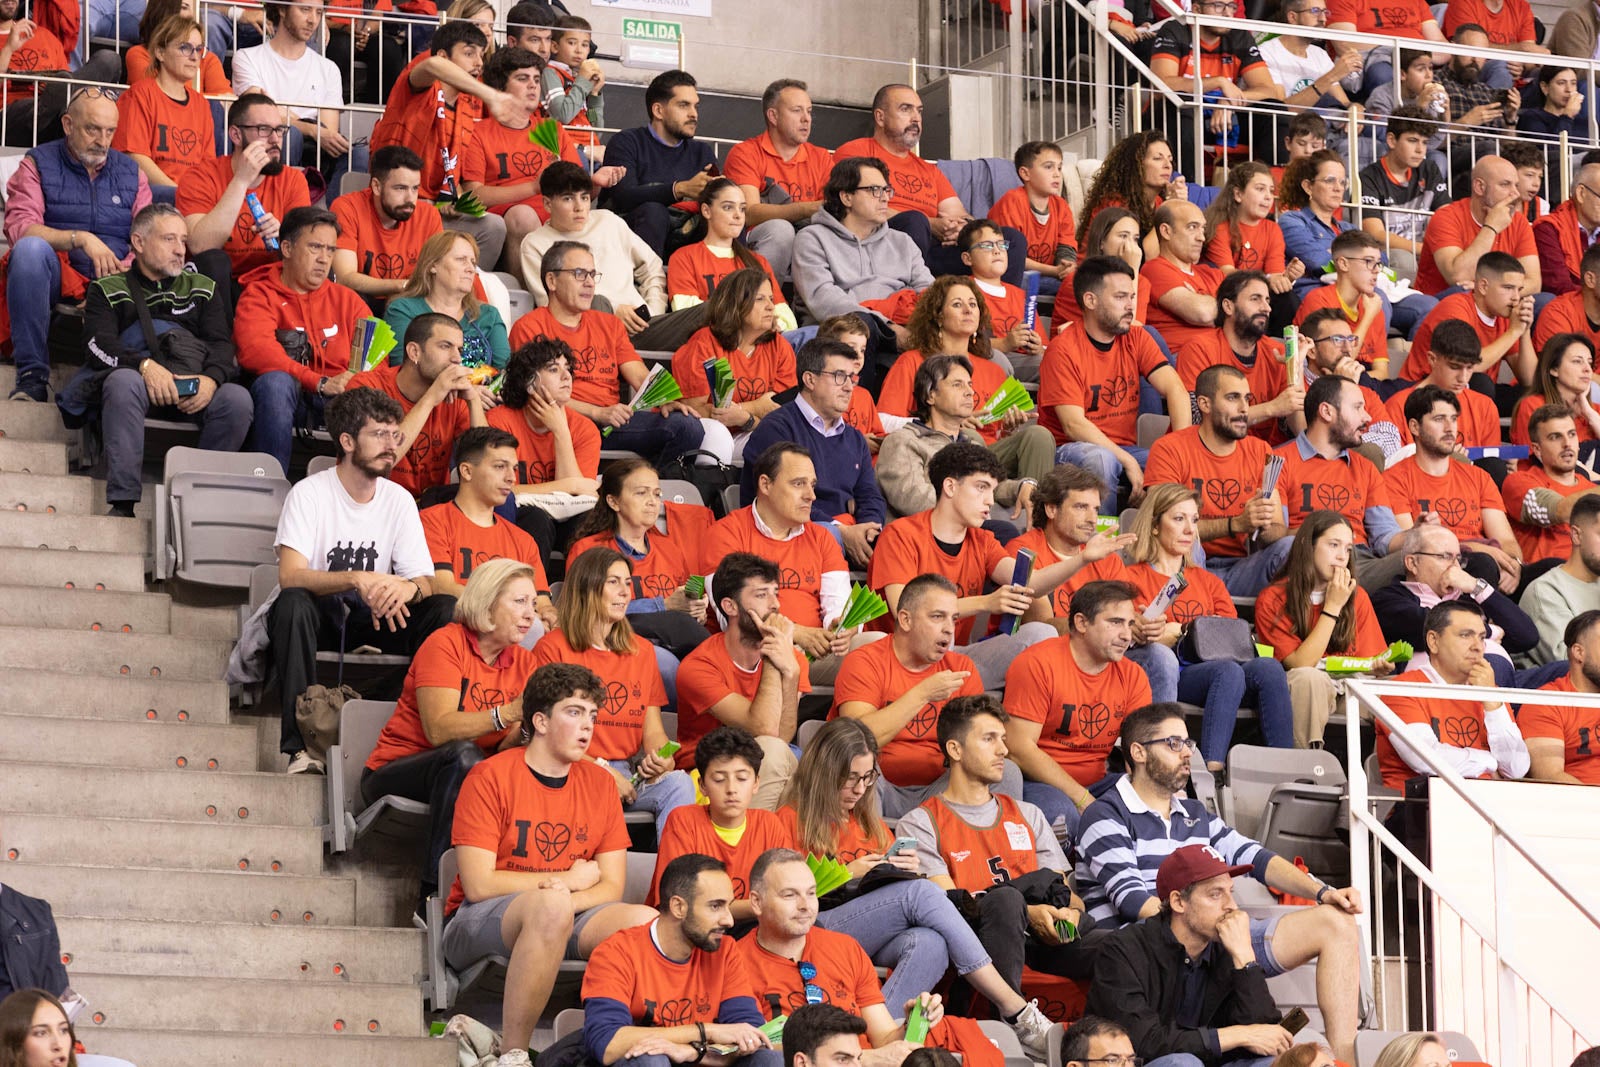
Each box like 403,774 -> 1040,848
351,317 -> 397,373
973,376 -> 1035,426
528,117 -> 562,154
603,364 -> 684,437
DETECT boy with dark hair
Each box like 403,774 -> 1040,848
987,140 -> 1077,294
957,219 -> 1044,375
783,1005 -> 870,1067
1401,249 -> 1535,383
1292,229 -> 1390,373
1358,104 -> 1447,281
1385,319 -> 1504,448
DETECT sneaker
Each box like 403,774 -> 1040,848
496,1051 -> 533,1067
7,385 -> 43,402
286,750 -> 325,775
1009,998 -> 1053,1060
106,502 -> 137,519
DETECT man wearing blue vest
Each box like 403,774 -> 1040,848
3,89 -> 149,403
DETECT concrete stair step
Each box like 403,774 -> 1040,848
170,601 -> 243,641
0,363 -> 78,395
1,811 -> 323,874
0,713 -> 256,772
0,667 -> 229,722
0,437 -> 68,475
1,859 -> 355,925
5,761 -> 323,825
0,545 -> 146,591
0,583 -> 171,634
83,1029 -> 453,1067
0,398 -> 71,443
0,508 -> 146,553
0,625 -> 232,680
56,916 -> 427,985
0,470 -> 93,514
73,972 -> 425,1036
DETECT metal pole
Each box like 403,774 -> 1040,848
1561,130 -> 1571,204
1007,0 -> 1025,158
1093,0 -> 1111,157
1345,684 -> 1376,1025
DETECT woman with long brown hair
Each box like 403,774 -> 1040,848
0,990 -> 76,1067
1078,131 -> 1184,259
1512,332 -> 1600,449
666,178 -> 796,332
1203,161 -> 1302,293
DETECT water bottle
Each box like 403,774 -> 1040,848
245,193 -> 278,251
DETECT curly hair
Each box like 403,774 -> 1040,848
499,337 -> 573,411
1279,149 -> 1344,213
1079,131 -> 1170,246
904,276 -> 993,360
1204,160 -> 1274,266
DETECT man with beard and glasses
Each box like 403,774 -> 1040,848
1295,307 -> 1405,464
267,387 -> 455,773
601,69 -> 718,258
1502,404 -> 1600,567
675,552 -> 808,810
3,88 -> 149,403
447,662 -> 657,1067
582,854 -> 781,1067
234,204 -> 370,474
1524,609 -> 1600,785
1146,365 -> 1293,596
1040,256 -> 1190,514
83,203 -> 252,518
331,145 -> 445,304
1076,704 -> 1364,1064
836,84 -> 1024,286
1174,272 -> 1303,435
1521,494 -> 1600,663
179,92 -> 312,299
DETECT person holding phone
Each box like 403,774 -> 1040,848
601,69 -> 719,258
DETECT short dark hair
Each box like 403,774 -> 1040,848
646,69 -> 697,117
1304,372 -> 1351,425
227,91 -> 277,128
539,160 -> 592,199
1403,383 -> 1460,426
431,19 -> 488,56
1195,363 -> 1248,403
1285,111 -> 1327,141
912,353 -> 973,424
506,1 -> 556,33
522,662 -> 605,740
784,1005 -> 869,1067
1013,139 -> 1063,173
1539,63 -> 1580,89
1062,1017 -> 1130,1064
1073,253 -> 1136,305
822,157 -> 888,221
454,425 -> 520,467
1428,319 -> 1482,366
762,78 -> 807,114
901,1050 -> 961,1067
279,205 -> 338,246
1570,1047 -> 1600,1067
1564,609 -> 1600,651
1031,463 -> 1107,529
553,13 -> 591,33
657,853 -> 726,913
1300,306 -> 1350,338
326,387 -> 403,457
927,440 -> 1005,500
1528,402 -> 1576,441
371,145 -> 424,182
484,46 -> 543,90
1214,269 -> 1269,329
871,82 -> 914,113
1477,250 -> 1526,281
540,238 -> 592,292
712,552 -> 781,614
1119,702 -> 1188,755
1330,228 -> 1380,260
1451,20 -> 1488,40
1501,142 -> 1545,173
956,217 -> 1003,253
1573,493 -> 1600,526
500,338 -> 572,411
1385,104 -> 1436,144
936,693 -> 1008,766
796,338 -> 856,383
1069,579 -> 1138,630
897,573 -> 960,620
403,311 -> 462,354
753,441 -> 811,490
1424,597 -> 1486,640
695,724 -> 765,777
1582,241 -> 1600,284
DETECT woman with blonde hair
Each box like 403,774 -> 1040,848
0,989 -> 76,1067
1124,483 -> 1293,770
1372,1033 -> 1450,1067
386,230 -> 511,385
112,14 -> 215,199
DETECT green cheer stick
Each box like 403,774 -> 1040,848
528,117 -> 562,154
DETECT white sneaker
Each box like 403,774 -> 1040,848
1009,998 -> 1054,1060
286,750 -> 325,775
497,1051 -> 533,1067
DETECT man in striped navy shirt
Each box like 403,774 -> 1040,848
1074,704 -> 1364,1065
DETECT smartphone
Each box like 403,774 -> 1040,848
1279,1007 -> 1310,1035
175,377 -> 200,397
886,836 -> 918,857
1494,88 -> 1513,109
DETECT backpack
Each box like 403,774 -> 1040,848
294,683 -> 361,767
656,449 -> 740,519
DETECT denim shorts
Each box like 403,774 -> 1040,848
1249,912 -> 1286,976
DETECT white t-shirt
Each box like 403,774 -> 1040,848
275,467 -> 433,579
1257,37 -> 1332,99
231,42 -> 344,120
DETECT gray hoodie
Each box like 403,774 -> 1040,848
791,207 -> 935,322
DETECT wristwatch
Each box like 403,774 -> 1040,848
316,376 -> 329,397
1470,578 -> 1493,603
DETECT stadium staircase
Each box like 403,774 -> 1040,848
0,362 -> 452,1065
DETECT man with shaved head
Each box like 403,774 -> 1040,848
1416,154 -> 1541,296
4,88 -> 152,402
1534,161 -> 1600,295
1142,200 -> 1224,354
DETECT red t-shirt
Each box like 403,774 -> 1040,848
1376,669 -> 1495,788
508,307 -> 641,409
1416,199 -> 1536,296
1173,329 -> 1288,439
446,752 -> 630,914
672,328 -> 797,406
530,630 -> 667,761
1006,635 -> 1152,787
1274,439 -> 1391,546
1328,0 -> 1435,37
1293,284 -> 1388,369
736,925 -> 885,1018
920,792 -> 1041,892
1007,528 -> 1129,617
834,138 -> 957,219
1532,290 -> 1600,359
831,638 -> 983,786
1145,427 -> 1276,558
568,529 -> 694,602
1384,383 -> 1502,448
674,636 -> 811,772
1254,580 -> 1388,660
723,133 -> 835,205
702,507 -> 846,628
486,402 -> 601,483
0,25 -> 69,105
1123,561 -> 1236,625
370,53 -> 480,198
346,362 -> 472,496
871,511 -> 1006,646
878,349 -> 1011,445
1401,291 -> 1512,381
1381,456 -> 1503,539
582,922 -> 754,1026
1511,392 -> 1598,447
843,386 -> 886,439
1501,464 -> 1599,563
420,501 -> 549,586
1442,0 -> 1535,44
1140,258 -> 1224,354
331,188 -> 445,284
460,121 -> 561,217
1039,322 -> 1169,445
988,185 -> 1078,267
649,806 -> 794,904
1204,218 -> 1287,274
666,242 -> 786,307
1522,675 -> 1600,785
175,156 -> 311,276
112,78 -> 215,186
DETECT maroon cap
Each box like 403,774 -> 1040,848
1155,844 -> 1253,901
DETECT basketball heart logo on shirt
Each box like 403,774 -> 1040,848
602,680 -> 630,717
1315,484 -> 1354,511
895,171 -> 930,202
510,150 -> 551,179
777,567 -> 801,590
1433,497 -> 1469,527
532,821 -> 571,861
736,374 -> 770,400
634,573 -> 676,600
1077,702 -> 1112,740
372,252 -> 407,278
571,345 -> 604,377
1171,600 -> 1203,624
908,701 -> 940,737
1205,478 -> 1244,512
234,213 -> 261,247
409,430 -> 436,464
655,999 -> 695,1026
171,127 -> 199,157
10,47 -> 39,70
1100,374 -> 1133,410
1441,716 -> 1483,748
469,682 -> 508,710
521,459 -> 555,484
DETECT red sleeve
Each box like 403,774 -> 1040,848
666,244 -> 700,299
450,759 -> 507,851
1509,215 -> 1537,259
579,930 -> 637,1005
1204,229 -> 1235,270
1040,335 -> 1085,411
1133,326 -> 1169,378
411,628 -> 465,690
1003,645 -> 1056,725
650,807 -> 698,905
672,330 -> 714,400
202,52 -> 230,94
979,528 -> 1007,578
876,353 -> 918,417
768,336 -> 798,393
831,646 -> 881,710
721,141 -> 761,191
1253,584 -> 1302,659
1517,702 -> 1567,741
1474,465 -> 1504,517
571,413 -> 602,478
1515,0 -> 1536,40
173,161 -> 221,217
332,194 -> 362,254
459,135 -> 489,184
1263,222 -> 1286,274
607,315 -> 643,368
584,765 -> 634,856
235,284 -> 320,389
111,87 -> 156,160
1144,437 -> 1184,487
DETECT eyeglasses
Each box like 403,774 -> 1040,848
69,86 -> 120,103
1081,1058 -> 1144,1067
810,369 -> 861,386
852,184 -> 895,200
236,123 -> 290,139
1314,333 -> 1359,347
969,240 -> 1011,252
360,428 -> 406,444
1410,550 -> 1468,565
1193,0 -> 1233,11
1292,4 -> 1328,14
797,961 -> 825,1005
553,268 -> 601,282
1580,182 -> 1600,200
1343,256 -> 1382,271
1134,735 -> 1195,753
171,42 -> 205,57
1313,176 -> 1348,187
842,769 -> 878,788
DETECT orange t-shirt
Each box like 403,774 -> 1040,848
1292,284 -> 1387,369
1173,329 -> 1288,435
420,501 -> 549,586
1376,668 -> 1495,788
1384,383 -> 1502,448
774,806 -> 888,863
649,806 -> 794,904
567,529 -> 693,602
1007,528 -> 1129,617
366,622 -> 536,770
1511,392 -> 1598,447
486,402 -> 601,483
1522,675 -> 1600,785
346,362 -> 472,495
1416,200 -> 1536,296
1145,428 -> 1275,558
125,46 -> 230,94
1327,0 -> 1434,37
1401,291 -> 1511,381
1006,635 -> 1152,786
1501,465 -> 1599,563
1532,290 -> 1600,358
843,386 -> 886,439
666,242 -> 786,306
1123,561 -> 1236,625
112,78 -> 215,187
1274,439 -> 1391,545
0,25 -> 68,104
529,630 -> 667,761
1381,456 -> 1502,538
674,636 -> 811,772
1203,218 -> 1287,274
701,507 -> 846,629
331,188 -> 445,283
878,349 -> 1011,445
737,925 -> 885,1018
672,328 -> 797,406
871,511 -> 1006,646
508,307 -> 641,409
1140,258 -> 1223,354
834,138 -> 957,219
370,53 -> 480,198
445,752 -> 630,914
1039,321 -> 1169,445
988,185 -> 1077,268
920,792 -> 1042,892
831,639 -> 984,786
460,119 -> 575,218
978,280 -> 1030,337
1254,580 -> 1388,660
723,133 -> 835,205
582,922 -> 754,1026
175,155 -> 312,276
1442,0 -> 1535,46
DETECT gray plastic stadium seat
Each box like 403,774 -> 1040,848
660,711 -> 678,741
553,1007 -> 585,1040
797,719 -> 824,750
325,698 -> 430,854
338,170 -> 370,198
659,480 -> 704,509
154,447 -> 290,586
1137,412 -> 1170,450
1221,746 -> 1347,841
720,484 -> 741,516
507,287 -> 534,322
1354,1031 -> 1481,1067
306,455 -> 338,477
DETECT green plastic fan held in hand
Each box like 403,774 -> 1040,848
438,186 -> 488,218
973,376 -> 1036,426
760,1016 -> 787,1045
630,740 -> 681,786
685,575 -> 706,598
834,583 -> 889,632
350,317 -> 397,373
528,117 -> 562,154
704,357 -> 737,408
603,364 -> 684,436
806,853 -> 852,897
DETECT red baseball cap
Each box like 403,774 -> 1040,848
1155,844 -> 1253,901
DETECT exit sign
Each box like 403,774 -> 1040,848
621,18 -> 682,69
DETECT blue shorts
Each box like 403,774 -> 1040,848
1249,912 -> 1287,976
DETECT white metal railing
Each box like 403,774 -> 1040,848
1342,677 -> 1600,1065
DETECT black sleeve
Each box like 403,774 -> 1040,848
1483,589 -> 1540,654
82,280 -> 136,371
1083,934 -> 1213,1060
604,129 -> 676,213
1369,583 -> 1427,648
1215,960 -> 1282,1029
196,285 -> 240,385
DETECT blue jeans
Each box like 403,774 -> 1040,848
1055,442 -> 1148,515
1139,325 -> 1177,417
1126,640 -> 1178,703
1022,781 -> 1083,843
285,124 -> 369,205
80,0 -> 145,53
1390,290 -> 1436,341
1177,657 -> 1295,766
101,365 -> 254,503
5,236 -> 61,400
249,370 -> 325,474
814,878 -> 996,1013
1206,538 -> 1292,597
624,1052 -> 781,1067
603,759 -> 695,838
602,408 -> 703,467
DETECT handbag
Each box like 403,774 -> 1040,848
1179,616 -> 1256,664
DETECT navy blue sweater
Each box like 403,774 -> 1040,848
739,401 -> 886,526
601,126 -> 717,214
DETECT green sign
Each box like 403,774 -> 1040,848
622,18 -> 681,41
